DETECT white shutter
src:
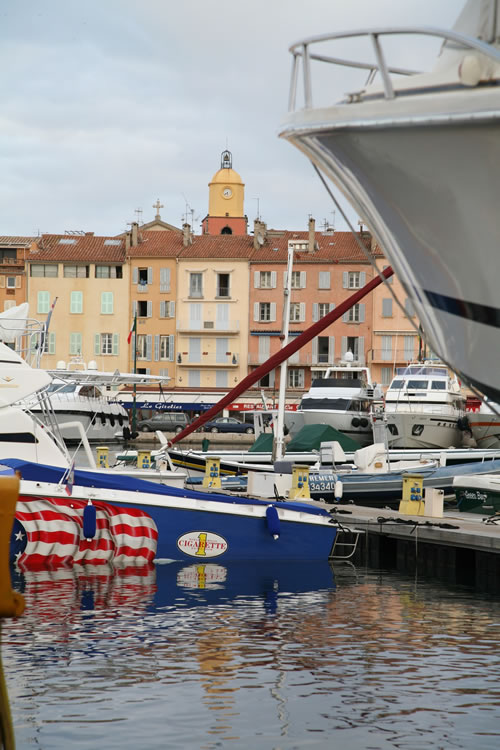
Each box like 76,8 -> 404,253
147,267 -> 153,284
160,300 -> 166,318
258,335 -> 270,363
283,271 -> 287,288
0,278 -> 5,289
312,303 -> 319,322
299,302 -> 306,322
169,301 -> 175,318
15,277 -> 21,288
359,304 -> 365,322
168,334 -> 175,361
270,302 -> 276,322
329,303 -> 335,313
328,336 -> 335,362
342,311 -> 349,323
253,302 -> 259,322
160,267 -> 171,292
343,271 -> 348,288
154,334 -> 160,361
359,271 -> 366,286
147,300 -> 152,317
146,334 -> 152,361
300,271 -> 306,288
132,300 -> 137,317
132,267 -> 138,284
271,271 -> 277,288
311,338 -> 318,364
382,298 -> 392,317
341,336 -> 348,357
254,271 -> 260,288
358,336 -> 365,362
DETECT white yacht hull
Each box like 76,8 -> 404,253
281,95 -> 500,403
385,412 -> 463,450
300,408 -> 373,447
467,414 -> 500,450
31,400 -> 128,442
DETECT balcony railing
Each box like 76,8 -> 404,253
177,354 -> 240,367
177,319 -> 240,332
368,348 -> 417,363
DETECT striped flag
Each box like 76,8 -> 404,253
127,313 -> 137,345
12,496 -> 158,570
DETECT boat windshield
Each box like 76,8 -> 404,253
389,380 -> 405,390
431,381 -> 447,390
406,380 -> 429,389
395,366 -> 446,377
47,383 -> 77,394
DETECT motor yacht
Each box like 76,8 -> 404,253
279,0 -> 500,405
383,361 -> 466,449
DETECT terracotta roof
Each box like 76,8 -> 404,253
28,234 -> 125,262
126,231 -> 183,258
179,234 -> 255,259
0,236 -> 36,246
249,231 -> 381,263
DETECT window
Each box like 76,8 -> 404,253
37,291 -> 50,314
383,265 -> 393,284
216,338 -> 229,364
138,268 -> 149,285
345,304 -> 364,322
100,333 -> 113,355
382,298 -> 393,317
160,300 -> 175,318
343,336 -> 362,360
382,335 -> 393,361
42,332 -> 56,354
346,271 -> 361,288
318,271 -> 330,289
160,267 -> 171,292
64,265 -> 89,278
290,303 -> 302,322
31,264 -> 58,277
288,369 -> 305,388
318,303 -> 331,319
189,272 -> 203,298
405,297 -> 415,317
258,335 -> 270,363
101,292 -> 114,314
136,334 -> 149,359
291,271 -> 301,289
381,367 -> 392,386
257,270 -> 274,289
137,300 -> 149,317
95,265 -> 122,279
259,302 -> 271,322
159,335 -> 173,360
69,332 -> 82,355
431,381 -> 446,390
6,276 -> 16,289
404,335 -> 414,361
188,337 -> 201,363
216,370 -> 228,388
188,370 -> 201,387
70,291 -> 83,314
317,337 -> 330,364
0,250 -> 16,262
217,273 -> 230,298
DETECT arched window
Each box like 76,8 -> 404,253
221,226 -> 232,235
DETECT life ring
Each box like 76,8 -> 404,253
351,417 -> 360,428
359,418 -> 369,428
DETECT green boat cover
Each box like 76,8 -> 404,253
285,424 -> 361,453
248,432 -> 274,453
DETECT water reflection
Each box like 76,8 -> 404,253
2,561 -> 500,749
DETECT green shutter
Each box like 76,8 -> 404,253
112,333 -> 119,355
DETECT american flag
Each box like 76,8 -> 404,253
12,496 -> 158,570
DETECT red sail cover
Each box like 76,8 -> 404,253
13,497 -> 158,570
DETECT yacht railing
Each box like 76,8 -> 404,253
287,26 -> 500,110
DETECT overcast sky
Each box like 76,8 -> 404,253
1,0 -> 462,238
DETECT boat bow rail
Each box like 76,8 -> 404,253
286,26 -> 500,112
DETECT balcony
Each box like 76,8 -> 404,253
248,353 -> 313,366
368,348 -> 417,364
177,353 -> 240,367
176,319 -> 240,333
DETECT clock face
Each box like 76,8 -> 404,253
222,187 -> 232,198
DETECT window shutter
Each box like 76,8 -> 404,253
342,311 -> 349,323
154,334 -> 160,361
359,271 -> 366,286
160,300 -> 166,318
328,336 -> 335,362
271,271 -> 277,288
300,271 -> 306,288
94,333 -> 100,355
160,267 -> 171,292
359,304 -> 365,322
112,333 -> 119,355
342,271 -> 348,288
358,336 -> 365,362
15,277 -> 21,288
405,297 -> 415,317
283,271 -> 288,288
147,300 -> 152,317
270,302 -> 276,322
132,300 -> 137,317
147,267 -> 153,284
133,267 -> 138,284
146,334 -> 152,361
168,334 -> 175,361
312,303 -> 319,322
341,336 -> 348,357
382,298 -> 392,317
48,332 -> 56,355
0,278 -> 4,289
311,338 -> 318,364
253,302 -> 259,322
169,301 -> 175,318
329,303 -> 335,313
254,271 -> 260,288
299,302 -> 306,322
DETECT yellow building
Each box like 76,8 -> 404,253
26,234 -> 130,371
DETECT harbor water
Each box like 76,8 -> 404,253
2,561 -> 500,750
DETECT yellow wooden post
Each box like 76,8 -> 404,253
96,446 -> 109,468
202,458 -> 221,489
399,472 -> 425,515
289,465 -> 311,500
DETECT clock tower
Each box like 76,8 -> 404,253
202,150 -> 248,235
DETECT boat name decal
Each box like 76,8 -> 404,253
177,531 -> 228,558
462,490 -> 488,502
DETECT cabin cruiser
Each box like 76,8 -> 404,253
462,398 -> 500,450
298,354 -> 379,447
383,362 -> 466,449
279,0 -> 500,406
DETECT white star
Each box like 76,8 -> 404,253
15,530 -> 24,541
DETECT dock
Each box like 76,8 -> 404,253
326,502 -> 500,592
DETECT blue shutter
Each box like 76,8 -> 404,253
154,334 -> 160,361
168,334 -> 175,361
133,267 -> 138,284
169,301 -> 175,318
146,334 -> 152,361
359,304 -> 365,322
359,271 -> 366,286
160,300 -> 166,318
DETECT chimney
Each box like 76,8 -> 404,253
131,222 -> 138,247
253,218 -> 267,250
125,231 -> 131,252
308,216 -> 316,252
183,223 -> 193,247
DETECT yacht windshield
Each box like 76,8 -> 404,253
47,384 -> 77,393
406,380 -> 429,389
389,380 -> 404,390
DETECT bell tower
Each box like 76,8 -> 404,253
202,150 -> 248,235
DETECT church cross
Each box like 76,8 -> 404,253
153,199 -> 164,219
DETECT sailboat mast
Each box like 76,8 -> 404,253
274,241 -> 295,461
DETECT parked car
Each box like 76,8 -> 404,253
204,417 -> 254,434
136,412 -> 191,434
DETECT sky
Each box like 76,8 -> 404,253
1,0 -> 462,238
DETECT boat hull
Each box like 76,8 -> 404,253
301,409 -> 372,446
454,474 -> 500,515
385,413 -> 463,450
